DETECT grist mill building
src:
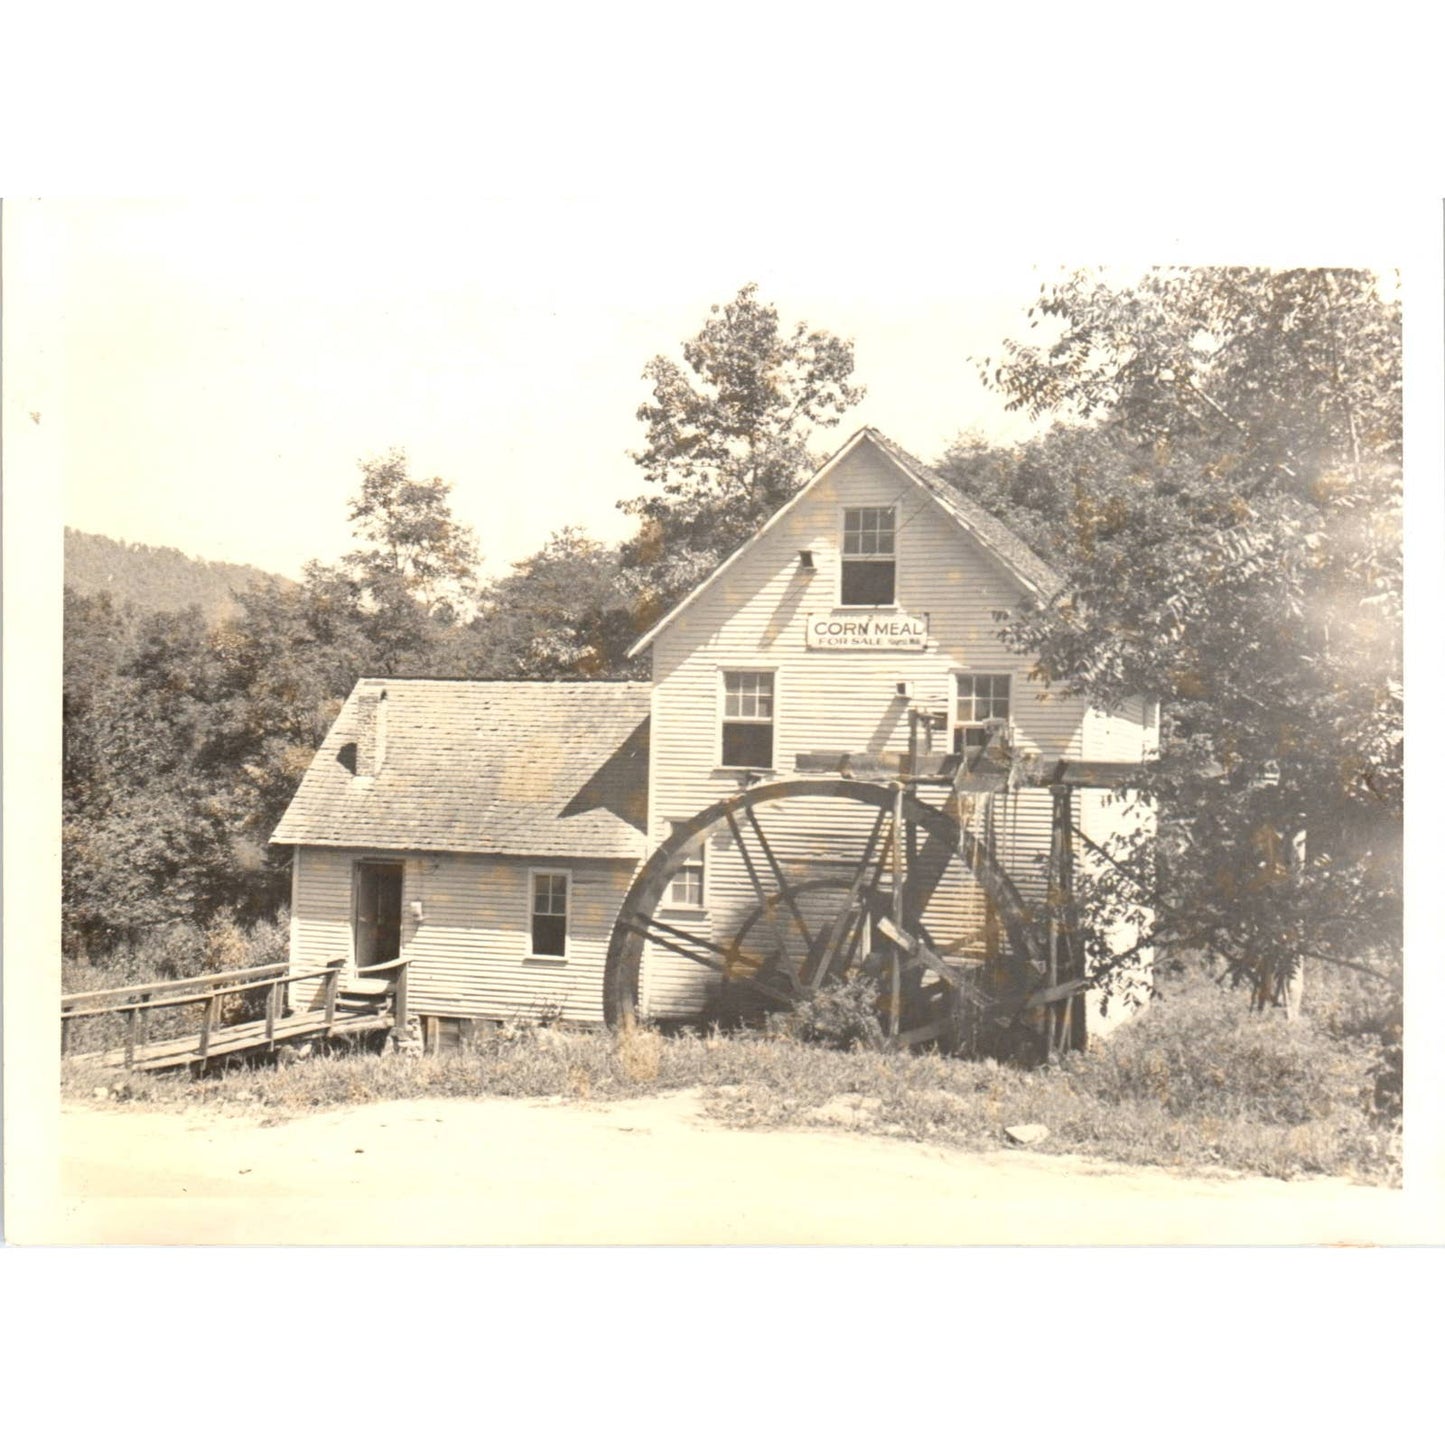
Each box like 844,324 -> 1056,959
274,428 -> 1157,1048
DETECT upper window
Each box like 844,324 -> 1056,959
841,506 -> 896,606
955,674 -> 1011,752
530,871 -> 569,959
722,671 -> 774,769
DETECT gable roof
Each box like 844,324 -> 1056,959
627,426 -> 1062,657
861,428 -> 1063,599
272,679 -> 650,859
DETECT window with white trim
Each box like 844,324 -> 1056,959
530,871 -> 569,958
841,506 -> 896,606
666,841 -> 706,909
722,670 -> 774,769
954,674 -> 1011,752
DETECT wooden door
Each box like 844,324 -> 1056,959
355,861 -> 404,970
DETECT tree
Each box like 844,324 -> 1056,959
342,448 -> 481,618
307,449 -> 484,674
471,527 -> 644,680
63,595 -> 252,950
976,267 -> 1401,1004
61,452 -> 491,957
935,423 -> 1140,570
621,283 -> 865,609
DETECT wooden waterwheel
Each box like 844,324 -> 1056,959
603,777 -> 1073,1053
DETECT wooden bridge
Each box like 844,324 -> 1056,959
61,958 -> 411,1072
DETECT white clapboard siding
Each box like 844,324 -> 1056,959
641,435 -> 1109,1020
288,846 -> 354,1010
1082,697 -> 1156,763
402,853 -> 633,1025
288,846 -> 633,1024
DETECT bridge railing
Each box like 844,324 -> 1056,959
354,957 -> 411,1030
61,959 -> 348,1066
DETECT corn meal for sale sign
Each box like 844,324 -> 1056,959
804,611 -> 930,650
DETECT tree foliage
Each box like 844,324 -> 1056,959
621,283 -> 865,608
341,448 -> 481,618
471,527 -> 644,680
971,267 -> 1402,996
62,451 -> 492,957
64,528 -> 284,622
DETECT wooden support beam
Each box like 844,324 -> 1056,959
394,960 -> 409,1039
887,785 -> 904,1038
794,750 -> 953,780
808,808 -> 886,989
875,915 -> 966,988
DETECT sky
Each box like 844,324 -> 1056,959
20,197 -> 1082,582
13,194 -> 1418,586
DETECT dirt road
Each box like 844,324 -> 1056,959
43,1089 -> 1414,1245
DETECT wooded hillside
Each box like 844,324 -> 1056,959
65,528 -> 289,621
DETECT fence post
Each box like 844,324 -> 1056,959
324,965 -> 339,1030
394,961 -> 409,1034
199,992 -> 219,1063
126,1006 -> 140,1069
265,977 -> 279,1044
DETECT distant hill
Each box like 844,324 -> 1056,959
65,529 -> 292,621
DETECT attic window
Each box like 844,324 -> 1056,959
841,507 -> 896,606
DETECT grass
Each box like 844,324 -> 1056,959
62,959 -> 1403,1186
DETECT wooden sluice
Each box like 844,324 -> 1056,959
62,958 -> 411,1072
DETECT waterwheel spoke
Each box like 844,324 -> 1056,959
621,916 -> 795,1005
807,806 -> 887,988
725,802 -> 796,978
838,810 -> 897,975
743,805 -> 816,955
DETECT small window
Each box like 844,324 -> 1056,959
722,671 -> 774,769
667,850 -> 705,909
530,871 -> 569,958
841,506 -> 896,606
955,674 -> 1011,752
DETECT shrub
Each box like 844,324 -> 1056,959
783,974 -> 886,1050
1065,968 -> 1380,1127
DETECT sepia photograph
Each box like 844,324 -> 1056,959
5,195 -> 1422,1249
7,11 -> 1445,1431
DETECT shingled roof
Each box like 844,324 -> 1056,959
272,679 -> 650,859
860,428 -> 1063,599
628,426 -> 1062,657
